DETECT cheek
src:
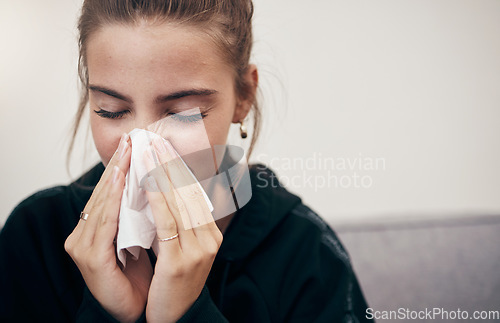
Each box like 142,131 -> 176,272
161,105 -> 233,156
166,125 -> 210,156
167,121 -> 229,155
90,114 -> 123,167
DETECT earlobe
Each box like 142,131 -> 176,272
232,99 -> 252,124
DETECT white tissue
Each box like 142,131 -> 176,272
116,128 -> 213,267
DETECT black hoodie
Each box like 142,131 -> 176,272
0,163 -> 372,322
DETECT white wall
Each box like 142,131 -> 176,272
1,0 -> 500,227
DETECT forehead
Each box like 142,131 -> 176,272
86,22 -> 232,90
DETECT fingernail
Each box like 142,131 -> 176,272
118,133 -> 129,159
163,140 -> 177,157
112,166 -> 120,183
152,136 -> 166,153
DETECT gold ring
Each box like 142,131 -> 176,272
157,233 -> 179,242
80,212 -> 89,221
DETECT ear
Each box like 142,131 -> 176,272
232,64 -> 259,123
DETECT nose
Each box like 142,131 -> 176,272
132,110 -> 162,130
129,111 -> 173,139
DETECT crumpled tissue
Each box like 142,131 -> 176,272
116,128 -> 213,267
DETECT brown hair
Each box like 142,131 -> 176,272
68,0 -> 261,167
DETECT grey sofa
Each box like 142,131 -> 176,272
336,215 -> 500,322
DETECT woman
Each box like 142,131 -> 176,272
0,1 -> 372,322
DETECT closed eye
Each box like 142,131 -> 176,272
168,112 -> 207,123
94,109 -> 130,119
94,109 -> 208,122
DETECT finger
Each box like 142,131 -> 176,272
143,145 -> 197,246
79,132 -> 130,222
89,133 -> 130,204
78,168 -> 113,248
176,182 -> 221,250
161,139 -> 215,230
68,211 -> 89,244
161,139 -> 221,251
150,138 -> 219,254
94,166 -> 125,253
147,141 -> 195,233
144,176 -> 181,258
78,134 -> 131,246
107,133 -> 132,177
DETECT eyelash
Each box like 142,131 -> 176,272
169,112 -> 207,123
93,109 -> 129,119
93,109 -> 208,123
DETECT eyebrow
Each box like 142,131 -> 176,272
155,89 -> 217,104
89,85 -> 132,103
88,85 -> 217,104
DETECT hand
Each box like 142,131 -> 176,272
143,137 -> 223,323
65,133 -> 153,322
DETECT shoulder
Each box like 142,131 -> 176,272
1,186 -> 74,242
245,163 -> 350,265
7,186 -> 69,222
287,203 -> 350,264
265,201 -> 352,281
275,204 -> 370,320
0,185 -> 77,285
11,185 -> 68,213
2,163 -> 104,237
256,202 -> 367,321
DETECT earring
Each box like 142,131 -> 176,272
240,120 -> 248,139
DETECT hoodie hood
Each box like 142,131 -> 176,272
217,164 -> 301,262
208,163 -> 302,311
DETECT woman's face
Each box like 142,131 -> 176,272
86,22 -> 252,168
